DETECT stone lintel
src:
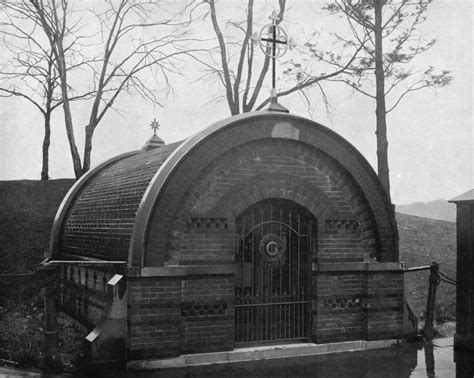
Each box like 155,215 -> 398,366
313,262 -> 403,272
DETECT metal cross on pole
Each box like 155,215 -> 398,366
252,11 -> 295,112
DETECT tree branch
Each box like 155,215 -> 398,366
207,0 -> 236,112
0,87 -> 45,114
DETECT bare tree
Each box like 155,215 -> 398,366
0,2 -> 91,179
0,40 -> 59,180
195,0 -> 366,116
325,0 -> 452,200
25,0 -> 194,178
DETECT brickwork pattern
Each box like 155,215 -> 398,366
155,139 -> 377,266
127,277 -> 182,359
127,275 -> 234,359
55,113 -> 396,267
313,270 -> 404,343
60,142 -> 181,261
366,272 -> 404,340
181,276 -> 234,353
178,222 -> 235,265
314,272 -> 366,342
143,114 -> 397,266
52,113 -> 401,359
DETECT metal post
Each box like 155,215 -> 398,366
271,24 -> 276,90
44,272 -> 60,362
423,261 -> 440,339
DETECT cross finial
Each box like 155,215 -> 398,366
253,11 -> 294,112
150,118 -> 160,136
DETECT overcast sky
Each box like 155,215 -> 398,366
0,0 -> 472,205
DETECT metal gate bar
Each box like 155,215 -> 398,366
235,290 -> 309,343
235,199 -> 312,344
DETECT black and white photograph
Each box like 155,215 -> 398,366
0,0 -> 472,376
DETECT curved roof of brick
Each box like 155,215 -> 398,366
50,111 -> 397,264
50,142 -> 182,261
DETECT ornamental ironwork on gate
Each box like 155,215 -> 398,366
235,199 -> 314,344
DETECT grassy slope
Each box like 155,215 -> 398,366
397,212 -> 456,320
0,179 -> 74,274
0,180 -> 457,318
0,180 -> 83,372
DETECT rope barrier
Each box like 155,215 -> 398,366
439,270 -> 457,283
440,278 -> 456,286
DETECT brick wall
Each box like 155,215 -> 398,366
366,271 -> 404,340
313,269 -> 404,343
177,218 -> 235,265
135,120 -> 401,354
127,277 -> 181,359
143,114 -> 397,266
127,274 -> 234,359
53,113 -> 402,359
313,272 -> 366,343
181,275 -> 234,353
149,138 -> 378,267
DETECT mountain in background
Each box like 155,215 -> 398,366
396,199 -> 456,222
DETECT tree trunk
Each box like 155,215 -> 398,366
374,0 -> 391,202
60,83 -> 82,178
41,112 -> 51,180
82,123 -> 94,174
57,47 -> 83,179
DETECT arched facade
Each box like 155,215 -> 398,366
48,111 -> 407,362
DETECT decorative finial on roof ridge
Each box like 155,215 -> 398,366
142,117 -> 165,151
150,118 -> 160,136
252,10 -> 295,113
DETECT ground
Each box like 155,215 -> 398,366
0,302 -> 86,373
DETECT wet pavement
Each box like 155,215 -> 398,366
130,337 -> 473,378
2,337 -> 473,377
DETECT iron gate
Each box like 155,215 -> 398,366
235,199 -> 314,344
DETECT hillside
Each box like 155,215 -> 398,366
396,199 -> 456,222
397,212 -> 456,320
0,180 -> 457,319
0,179 -> 74,274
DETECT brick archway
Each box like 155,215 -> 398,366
132,112 -> 396,265
212,172 -> 345,222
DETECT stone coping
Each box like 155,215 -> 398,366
127,339 -> 400,370
131,262 -> 403,277
128,264 -> 236,277
40,261 -> 403,276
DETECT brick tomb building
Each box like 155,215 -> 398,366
46,111 -> 410,365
